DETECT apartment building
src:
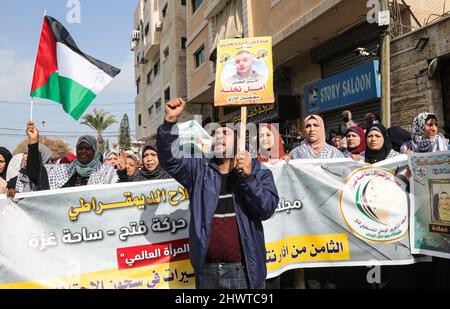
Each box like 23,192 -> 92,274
132,0 -> 200,142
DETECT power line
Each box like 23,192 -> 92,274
0,128 -> 136,136
0,132 -> 136,139
0,100 -> 135,106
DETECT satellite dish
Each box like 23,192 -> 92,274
428,58 -> 441,79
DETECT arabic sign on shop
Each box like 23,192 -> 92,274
231,103 -> 277,124
214,37 -> 275,107
304,60 -> 381,114
0,156 -> 428,289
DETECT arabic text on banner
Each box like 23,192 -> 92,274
0,156 -> 424,288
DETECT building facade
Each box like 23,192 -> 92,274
134,0 -> 448,146
391,15 -> 450,134
132,0 -> 201,142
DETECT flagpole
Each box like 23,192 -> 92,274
30,98 -> 34,121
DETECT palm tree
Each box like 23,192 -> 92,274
81,109 -> 117,153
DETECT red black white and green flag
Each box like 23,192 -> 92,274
30,16 -> 120,120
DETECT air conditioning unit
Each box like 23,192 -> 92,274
155,20 -> 163,31
132,30 -> 141,41
130,41 -> 136,51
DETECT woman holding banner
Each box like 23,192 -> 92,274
118,142 -> 171,182
25,122 -> 118,190
104,150 -> 119,169
365,123 -> 400,164
343,126 -> 366,163
289,115 -> 344,160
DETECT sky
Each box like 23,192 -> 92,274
0,0 -> 137,152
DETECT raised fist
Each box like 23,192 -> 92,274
165,98 -> 186,123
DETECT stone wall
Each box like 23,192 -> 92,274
391,16 -> 450,130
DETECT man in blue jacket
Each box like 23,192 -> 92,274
157,98 -> 279,289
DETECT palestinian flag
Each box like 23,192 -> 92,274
30,16 -> 120,120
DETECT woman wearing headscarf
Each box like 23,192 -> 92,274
290,115 -> 344,159
104,150 -> 119,169
365,123 -> 400,164
257,124 -> 289,164
26,122 -> 118,190
118,142 -> 171,182
8,144 -> 53,195
400,112 -> 449,154
343,126 -> 366,163
126,151 -> 141,177
330,135 -> 344,151
0,147 -> 13,194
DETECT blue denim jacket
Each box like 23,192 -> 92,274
157,121 -> 279,288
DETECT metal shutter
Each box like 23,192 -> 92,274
311,22 -> 380,78
322,100 -> 381,135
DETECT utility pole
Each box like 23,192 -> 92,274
380,0 -> 391,128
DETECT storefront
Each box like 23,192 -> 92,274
304,60 -> 381,134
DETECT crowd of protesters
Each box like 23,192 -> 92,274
1,98 -> 449,290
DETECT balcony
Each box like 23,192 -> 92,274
144,21 -> 162,60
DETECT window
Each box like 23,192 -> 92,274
138,114 -> 142,126
181,37 -> 187,49
192,0 -> 203,14
181,0 -> 186,6
153,60 -> 160,77
163,47 -> 170,60
136,77 -> 141,95
155,99 -> 162,110
164,87 -> 171,102
147,71 -> 152,84
194,45 -> 205,68
144,23 -> 149,36
148,106 -> 154,116
162,3 -> 168,18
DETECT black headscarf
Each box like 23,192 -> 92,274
365,123 -> 393,164
0,147 -> 13,180
131,142 -> 171,181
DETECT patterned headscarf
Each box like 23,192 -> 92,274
104,149 -> 118,160
409,112 -> 448,153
